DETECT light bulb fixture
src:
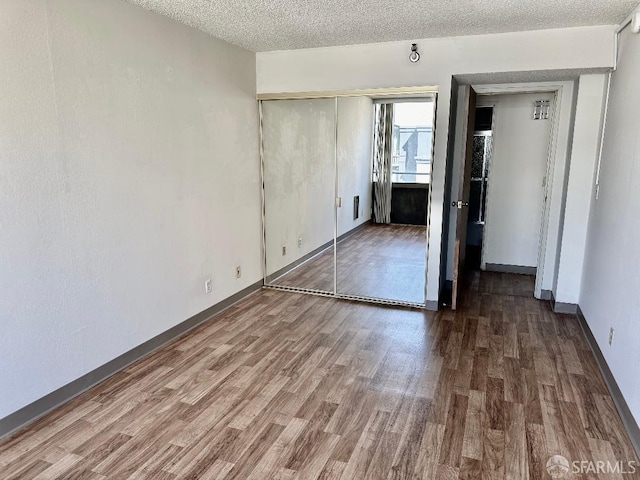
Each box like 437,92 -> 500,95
409,43 -> 420,63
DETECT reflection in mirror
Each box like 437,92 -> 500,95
262,98 -> 336,293
261,94 -> 435,306
336,99 -> 434,304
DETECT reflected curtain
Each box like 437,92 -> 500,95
373,103 -> 393,224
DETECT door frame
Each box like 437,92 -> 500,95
472,82 -> 567,299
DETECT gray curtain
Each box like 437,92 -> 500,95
373,103 -> 393,224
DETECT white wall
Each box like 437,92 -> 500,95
256,26 -> 615,302
554,74 -> 607,304
482,93 -> 554,268
337,97 -> 374,236
263,99 -> 336,275
257,26 -> 614,94
0,0 -> 260,420
580,26 -> 640,425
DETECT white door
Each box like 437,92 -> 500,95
451,86 -> 477,310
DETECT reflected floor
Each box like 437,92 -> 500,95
271,224 -> 427,304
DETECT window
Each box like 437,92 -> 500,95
469,132 -> 493,223
391,102 -> 433,184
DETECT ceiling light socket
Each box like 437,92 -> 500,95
632,11 -> 640,33
409,43 -> 420,63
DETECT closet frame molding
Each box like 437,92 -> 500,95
256,85 -> 439,101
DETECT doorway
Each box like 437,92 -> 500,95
449,87 -> 558,308
465,106 -> 493,271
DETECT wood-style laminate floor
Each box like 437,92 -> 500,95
1,272 -> 638,479
273,224 -> 427,304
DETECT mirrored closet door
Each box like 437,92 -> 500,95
336,98 -> 434,304
261,92 -> 436,307
262,98 -> 336,293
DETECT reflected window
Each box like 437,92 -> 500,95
390,103 -> 433,184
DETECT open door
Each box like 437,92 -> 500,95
451,86 -> 477,310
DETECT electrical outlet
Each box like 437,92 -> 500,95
235,266 -> 241,279
298,237 -> 303,248
282,246 -> 286,256
204,277 -> 212,294
609,327 -> 615,346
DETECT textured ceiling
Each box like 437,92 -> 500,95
127,0 -> 638,52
